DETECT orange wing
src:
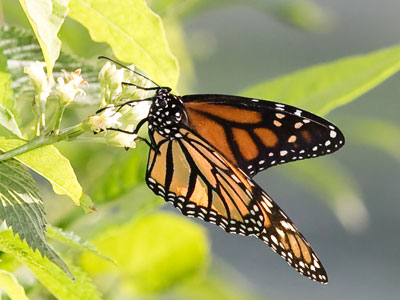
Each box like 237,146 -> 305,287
182,94 -> 344,177
146,128 -> 328,284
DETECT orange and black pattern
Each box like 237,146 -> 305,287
182,94 -> 344,177
144,88 -> 344,284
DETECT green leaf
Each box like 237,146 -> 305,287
68,0 -> 179,89
19,0 -> 69,75
342,116 -> 400,163
89,144 -> 148,203
46,225 -> 116,264
242,45 -> 400,115
0,270 -> 29,300
0,105 -> 22,138
278,159 -> 368,233
69,184 -> 163,239
270,0 -> 331,31
0,158 -> 73,278
0,137 -> 85,209
0,230 -> 102,300
80,212 -> 209,294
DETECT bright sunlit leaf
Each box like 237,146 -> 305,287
242,45 -> 400,115
0,270 -> 29,300
68,0 -> 179,89
0,137 -> 86,209
81,212 -> 209,295
19,0 -> 69,76
0,230 -> 101,300
0,158 -> 73,278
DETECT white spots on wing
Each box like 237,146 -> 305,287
275,103 -> 285,108
270,160 -> 276,165
261,201 -> 272,214
294,110 -> 302,116
246,189 -> 252,198
325,140 -> 331,146
262,195 -> 273,208
276,113 -> 285,119
294,122 -> 303,129
231,174 -> 240,183
288,135 -> 297,143
259,160 -> 265,165
273,120 -> 282,127
276,228 -> 285,238
268,152 -> 274,157
252,99 -> 259,102
303,119 -> 311,123
271,235 -> 279,245
280,150 -> 288,156
148,178 -> 156,184
314,260 -> 321,269
312,146 -> 318,151
330,130 -> 337,138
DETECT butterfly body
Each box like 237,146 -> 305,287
142,88 -> 344,284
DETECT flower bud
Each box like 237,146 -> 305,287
24,61 -> 52,101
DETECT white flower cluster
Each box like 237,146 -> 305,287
24,60 -> 154,149
87,61 -> 154,149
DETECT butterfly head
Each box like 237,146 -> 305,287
148,88 -> 186,138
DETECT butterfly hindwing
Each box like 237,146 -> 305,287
182,94 -> 344,177
146,130 -> 265,235
146,127 -> 328,283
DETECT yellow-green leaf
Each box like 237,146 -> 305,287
242,45 -> 400,115
68,0 -> 179,89
81,212 -> 209,294
0,230 -> 101,300
19,0 -> 69,76
0,137 -> 83,208
0,270 -> 29,300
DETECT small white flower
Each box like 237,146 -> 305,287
99,62 -> 125,105
24,61 -> 52,100
56,69 -> 87,105
118,101 -> 151,126
107,126 -> 137,148
86,106 -> 122,133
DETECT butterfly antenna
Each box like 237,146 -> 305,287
98,56 -> 160,88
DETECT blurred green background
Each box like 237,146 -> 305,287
2,0 -> 400,299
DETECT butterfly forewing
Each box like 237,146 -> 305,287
146,128 -> 328,283
182,94 -> 344,177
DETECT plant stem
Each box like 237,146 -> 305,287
0,123 -> 86,161
54,105 -> 66,134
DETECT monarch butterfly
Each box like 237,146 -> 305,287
101,58 -> 344,284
